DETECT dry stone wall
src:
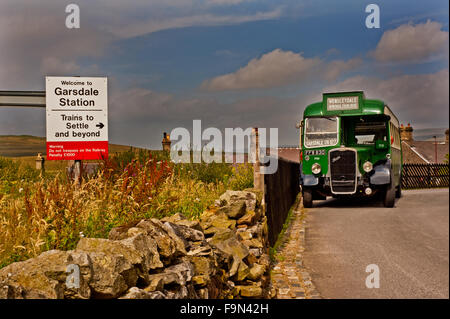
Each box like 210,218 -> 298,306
0,189 -> 271,299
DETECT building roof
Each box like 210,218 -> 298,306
401,141 -> 430,164
402,140 -> 449,164
225,149 -> 301,164
277,148 -> 300,163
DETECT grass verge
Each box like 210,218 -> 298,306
269,194 -> 302,263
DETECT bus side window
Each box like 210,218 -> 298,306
393,124 -> 397,146
389,123 -> 393,145
394,127 -> 398,146
391,122 -> 395,146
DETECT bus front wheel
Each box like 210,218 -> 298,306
395,185 -> 402,198
383,183 -> 395,208
303,188 -> 313,208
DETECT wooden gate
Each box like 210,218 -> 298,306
402,163 -> 449,189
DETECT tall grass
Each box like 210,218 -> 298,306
0,152 -> 253,268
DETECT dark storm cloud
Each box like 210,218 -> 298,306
324,69 -> 449,128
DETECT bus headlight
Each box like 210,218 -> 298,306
312,163 -> 321,174
363,161 -> 373,173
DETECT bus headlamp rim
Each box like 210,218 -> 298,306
363,161 -> 373,173
312,162 -> 322,174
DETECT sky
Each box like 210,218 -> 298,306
0,0 -> 448,149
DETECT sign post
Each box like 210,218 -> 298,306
46,76 -> 108,161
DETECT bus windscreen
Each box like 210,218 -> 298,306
304,117 -> 338,147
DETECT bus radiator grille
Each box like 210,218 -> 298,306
330,150 -> 356,193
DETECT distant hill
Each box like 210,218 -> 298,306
0,135 -> 143,157
413,128 -> 448,141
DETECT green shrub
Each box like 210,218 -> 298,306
0,157 -> 40,181
229,164 -> 254,190
176,162 -> 233,184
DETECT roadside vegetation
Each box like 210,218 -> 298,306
269,195 -> 301,263
0,149 -> 253,268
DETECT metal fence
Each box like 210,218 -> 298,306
402,163 -> 449,189
264,157 -> 300,247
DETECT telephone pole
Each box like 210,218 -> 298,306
433,135 -> 437,163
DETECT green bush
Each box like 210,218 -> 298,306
176,162 -> 233,184
0,157 -> 40,182
229,164 -> 254,190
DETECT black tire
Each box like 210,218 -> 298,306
303,188 -> 313,208
383,183 -> 395,208
395,184 -> 402,198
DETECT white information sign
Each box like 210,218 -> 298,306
46,76 -> 108,160
326,96 -> 359,111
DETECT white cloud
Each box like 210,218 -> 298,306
372,20 -> 449,62
201,49 -> 322,90
323,58 -> 363,81
206,0 -> 255,5
104,8 -> 283,38
201,49 -> 362,91
40,57 -> 81,75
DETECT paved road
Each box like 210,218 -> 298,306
303,188 -> 449,299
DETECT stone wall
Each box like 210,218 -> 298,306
0,189 -> 271,299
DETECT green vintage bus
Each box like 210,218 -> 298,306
299,91 -> 402,208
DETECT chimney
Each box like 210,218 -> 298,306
445,129 -> 449,144
162,132 -> 171,151
400,123 -> 413,142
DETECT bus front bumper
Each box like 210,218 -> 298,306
301,175 -> 387,197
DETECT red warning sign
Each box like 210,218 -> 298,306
46,141 -> 108,160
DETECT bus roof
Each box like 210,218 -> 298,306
303,91 -> 399,126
